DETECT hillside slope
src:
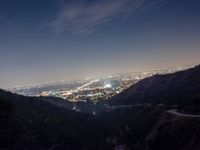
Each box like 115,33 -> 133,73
0,90 -> 111,150
110,65 -> 200,112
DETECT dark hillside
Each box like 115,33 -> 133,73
110,65 -> 200,112
0,90 -> 111,150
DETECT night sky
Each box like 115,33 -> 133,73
0,0 -> 200,87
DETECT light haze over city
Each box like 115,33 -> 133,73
0,0 -> 200,87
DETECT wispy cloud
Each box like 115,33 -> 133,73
50,0 -> 154,34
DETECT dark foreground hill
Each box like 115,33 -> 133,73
110,65 -> 200,113
1,91 -> 200,150
1,65 -> 200,150
0,90 -> 111,150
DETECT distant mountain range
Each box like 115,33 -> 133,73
0,65 -> 200,150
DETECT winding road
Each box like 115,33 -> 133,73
167,109 -> 200,118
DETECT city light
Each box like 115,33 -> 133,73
104,83 -> 112,89
9,66 -> 190,102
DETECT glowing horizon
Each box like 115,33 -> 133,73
0,0 -> 200,88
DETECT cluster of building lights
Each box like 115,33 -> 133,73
10,66 -> 191,102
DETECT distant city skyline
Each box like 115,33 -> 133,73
0,0 -> 200,88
